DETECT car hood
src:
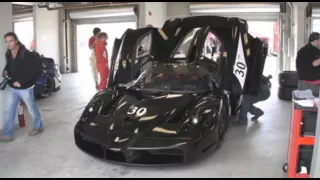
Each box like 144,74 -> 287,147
77,93 -> 199,144
110,93 -> 194,133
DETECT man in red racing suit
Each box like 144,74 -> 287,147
94,32 -> 109,91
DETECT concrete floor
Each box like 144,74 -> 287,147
0,68 -> 291,178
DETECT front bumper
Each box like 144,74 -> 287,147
74,128 -> 196,165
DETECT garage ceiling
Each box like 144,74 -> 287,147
13,4 -> 33,14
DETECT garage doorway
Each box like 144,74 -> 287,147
311,19 -> 320,32
247,21 -> 279,83
75,21 -> 136,76
13,20 -> 34,50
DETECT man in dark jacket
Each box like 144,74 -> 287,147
236,75 -> 272,125
0,32 -> 44,141
296,32 -> 320,97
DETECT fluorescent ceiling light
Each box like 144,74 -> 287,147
195,7 -> 280,13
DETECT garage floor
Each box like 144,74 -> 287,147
0,71 -> 291,178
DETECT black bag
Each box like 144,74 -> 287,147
22,49 -> 43,78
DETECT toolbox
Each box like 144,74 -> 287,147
283,102 -> 316,178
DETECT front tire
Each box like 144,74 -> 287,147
218,106 -> 226,143
222,99 -> 230,131
39,76 -> 55,98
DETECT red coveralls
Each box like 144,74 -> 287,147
94,40 -> 109,91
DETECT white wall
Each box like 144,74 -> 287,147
145,2 -> 167,28
293,2 -> 308,58
34,7 -> 60,64
0,2 -> 12,129
138,2 -> 191,28
167,2 -> 191,19
138,2 -> 168,28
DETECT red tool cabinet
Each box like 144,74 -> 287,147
283,102 -> 317,178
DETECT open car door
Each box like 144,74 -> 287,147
110,27 -> 169,86
183,18 -> 267,96
108,28 -> 151,86
108,37 -> 123,87
220,19 -> 267,96
224,21 -> 267,96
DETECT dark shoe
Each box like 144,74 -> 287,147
28,128 -> 44,136
251,111 -> 264,121
0,135 -> 14,141
95,83 -> 99,90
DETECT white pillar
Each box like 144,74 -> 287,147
0,2 -> 12,130
311,105 -> 320,177
34,6 -> 60,64
138,2 -> 168,28
292,2 -> 308,59
167,2 -> 191,19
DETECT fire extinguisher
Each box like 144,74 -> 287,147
18,101 -> 25,128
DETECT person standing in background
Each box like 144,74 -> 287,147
296,32 -> 320,97
94,32 -> 109,91
88,27 -> 101,89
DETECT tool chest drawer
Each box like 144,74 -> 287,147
297,145 -> 314,174
301,111 -> 317,136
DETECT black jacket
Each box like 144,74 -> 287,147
258,75 -> 271,101
296,43 -> 320,81
3,45 -> 42,89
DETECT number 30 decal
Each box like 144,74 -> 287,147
127,106 -> 147,116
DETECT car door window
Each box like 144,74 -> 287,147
137,33 -> 152,58
172,28 -> 201,59
201,31 -> 222,63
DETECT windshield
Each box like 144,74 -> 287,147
171,28 -> 201,60
120,65 -> 214,93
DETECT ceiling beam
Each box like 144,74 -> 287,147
12,2 -> 39,6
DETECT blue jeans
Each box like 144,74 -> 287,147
239,83 -> 271,122
2,86 -> 43,138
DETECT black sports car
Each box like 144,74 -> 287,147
74,16 -> 268,165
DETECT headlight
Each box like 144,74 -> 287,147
81,104 -> 97,120
88,106 -> 94,112
190,116 -> 200,126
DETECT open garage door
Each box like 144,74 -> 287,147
13,13 -> 34,50
69,5 -> 137,24
311,7 -> 320,32
13,12 -> 33,23
189,2 -> 281,21
70,5 -> 137,77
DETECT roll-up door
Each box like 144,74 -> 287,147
69,5 -> 137,24
311,7 -> 320,32
13,13 -> 33,23
190,2 -> 281,21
